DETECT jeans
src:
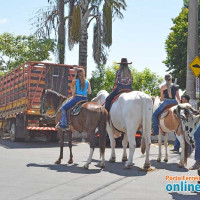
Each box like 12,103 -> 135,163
152,99 -> 178,135
174,136 -> 180,151
194,122 -> 200,161
60,96 -> 88,128
105,84 -> 133,112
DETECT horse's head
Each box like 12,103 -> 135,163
91,90 -> 109,105
180,107 -> 200,147
152,96 -> 161,113
40,89 -> 53,114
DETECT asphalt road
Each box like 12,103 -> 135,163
0,138 -> 200,200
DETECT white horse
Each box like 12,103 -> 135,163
153,97 -> 200,167
92,90 -> 153,169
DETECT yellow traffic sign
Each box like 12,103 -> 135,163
189,56 -> 200,77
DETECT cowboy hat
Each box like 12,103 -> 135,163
117,58 -> 132,64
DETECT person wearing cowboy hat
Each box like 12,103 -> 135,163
56,67 -> 91,131
105,58 -> 133,113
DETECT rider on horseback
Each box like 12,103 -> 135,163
152,74 -> 181,135
105,58 -> 133,113
56,68 -> 91,131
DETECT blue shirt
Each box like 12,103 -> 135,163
76,79 -> 88,96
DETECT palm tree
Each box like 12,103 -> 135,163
186,0 -> 198,107
68,0 -> 127,73
33,0 -> 66,64
33,0 -> 127,73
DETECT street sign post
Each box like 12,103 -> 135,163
189,56 -> 200,77
196,77 -> 200,98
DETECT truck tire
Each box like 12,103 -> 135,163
46,132 -> 59,142
10,122 -> 17,142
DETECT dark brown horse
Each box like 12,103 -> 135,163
40,89 -> 108,169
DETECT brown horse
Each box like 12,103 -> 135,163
153,97 -> 200,167
40,89 -> 108,169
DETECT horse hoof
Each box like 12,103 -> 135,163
68,160 -> 73,164
83,165 -> 89,170
109,157 -> 116,163
178,163 -> 184,168
100,164 -> 105,169
157,158 -> 161,162
144,164 -> 151,169
55,160 -> 61,164
124,165 -> 131,169
122,157 -> 128,162
164,159 -> 168,162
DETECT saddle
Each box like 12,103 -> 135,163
159,104 -> 177,120
111,89 -> 132,104
70,100 -> 87,116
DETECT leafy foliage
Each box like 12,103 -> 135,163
0,33 -> 55,72
89,63 -> 163,100
163,1 -> 200,90
32,0 -> 127,67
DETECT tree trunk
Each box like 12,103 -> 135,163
186,0 -> 198,108
58,0 -> 65,64
79,27 -> 88,69
78,1 -> 94,76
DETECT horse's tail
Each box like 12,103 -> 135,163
141,137 -> 146,154
140,95 -> 152,154
98,107 -> 108,157
140,95 -> 146,154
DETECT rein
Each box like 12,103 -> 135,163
175,120 -> 181,133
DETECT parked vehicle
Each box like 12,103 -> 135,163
0,61 -> 79,142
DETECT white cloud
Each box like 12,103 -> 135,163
0,18 -> 8,24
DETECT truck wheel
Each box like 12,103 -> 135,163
46,132 -> 59,142
136,137 -> 142,148
10,122 -> 16,142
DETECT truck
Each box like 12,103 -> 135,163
0,61 -> 78,142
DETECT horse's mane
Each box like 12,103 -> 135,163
153,96 -> 161,112
46,89 -> 67,99
97,90 -> 108,97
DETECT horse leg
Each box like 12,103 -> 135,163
164,133 -> 168,162
100,151 -> 106,168
67,131 -> 73,164
55,130 -> 64,164
143,133 -> 151,169
176,134 -> 185,167
157,129 -> 162,162
122,134 -> 128,162
107,124 -> 116,162
125,128 -> 137,169
83,131 -> 95,169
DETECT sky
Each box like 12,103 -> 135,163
0,0 -> 184,78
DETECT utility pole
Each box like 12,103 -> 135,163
186,0 -> 199,109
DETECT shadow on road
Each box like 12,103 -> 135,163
26,163 -> 102,174
100,160 -> 148,177
169,192 -> 200,200
151,160 -> 189,172
0,138 -> 77,149
26,159 -> 148,177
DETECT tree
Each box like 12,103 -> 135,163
0,33 -> 55,72
33,0 -> 127,73
69,0 -> 127,72
163,1 -> 200,90
89,63 -> 163,100
33,0 -> 65,64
